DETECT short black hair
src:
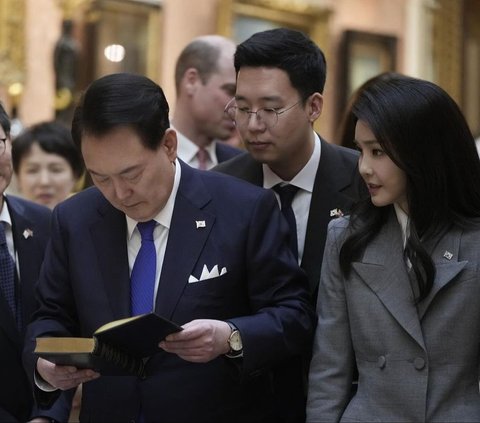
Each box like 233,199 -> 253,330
234,28 -> 327,101
72,73 -> 170,151
12,121 -> 84,178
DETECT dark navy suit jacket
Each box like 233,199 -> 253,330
25,162 -> 314,422
214,137 -> 365,298
214,137 -> 365,422
215,141 -> 242,163
0,196 -> 71,422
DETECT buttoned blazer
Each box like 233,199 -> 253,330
214,137 -> 365,297
307,212 -> 480,423
0,196 -> 70,422
25,161 -> 314,422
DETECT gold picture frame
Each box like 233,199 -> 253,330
83,0 -> 161,82
337,30 -> 397,126
217,0 -> 330,53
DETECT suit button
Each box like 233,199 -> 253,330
414,357 -> 425,370
377,355 -> 386,369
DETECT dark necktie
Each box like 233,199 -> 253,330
196,148 -> 209,170
0,222 -> 17,321
273,184 -> 300,259
130,220 -> 157,316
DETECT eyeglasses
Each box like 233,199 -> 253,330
224,99 -> 300,129
0,138 -> 6,156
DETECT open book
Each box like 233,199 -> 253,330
34,313 -> 182,378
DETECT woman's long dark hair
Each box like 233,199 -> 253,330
340,75 -> 480,302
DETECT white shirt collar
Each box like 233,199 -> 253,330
262,131 -> 321,191
0,196 -> 12,227
394,202 -> 409,248
173,127 -> 217,166
126,159 -> 181,238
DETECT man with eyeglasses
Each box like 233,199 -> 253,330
0,104 -> 72,421
214,28 -> 365,422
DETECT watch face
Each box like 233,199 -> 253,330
229,330 -> 242,351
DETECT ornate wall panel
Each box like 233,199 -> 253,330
0,0 -> 26,86
431,0 -> 462,103
217,0 -> 330,58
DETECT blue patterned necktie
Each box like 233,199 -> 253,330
273,184 -> 300,259
130,220 -> 157,316
0,222 -> 17,320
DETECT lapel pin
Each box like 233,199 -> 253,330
443,250 -> 453,260
23,228 -> 34,239
329,208 -> 344,218
195,220 -> 206,229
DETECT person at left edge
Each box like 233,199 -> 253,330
23,72 -> 314,422
0,105 -> 72,422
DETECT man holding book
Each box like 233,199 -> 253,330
24,73 -> 314,422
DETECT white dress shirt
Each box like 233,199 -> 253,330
173,128 -> 218,170
125,160 -> 181,310
262,132 -> 321,264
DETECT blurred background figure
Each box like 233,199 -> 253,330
12,121 -> 83,209
171,35 -> 242,170
336,72 -> 400,149
54,19 -> 80,125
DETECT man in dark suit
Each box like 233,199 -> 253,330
171,35 -> 242,169
24,73 -> 314,422
213,28 -> 365,422
215,28 -> 365,299
0,105 -> 71,422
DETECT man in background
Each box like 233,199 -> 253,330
214,28 -> 366,422
171,35 -> 242,169
0,104 -> 71,422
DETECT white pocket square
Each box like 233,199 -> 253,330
188,264 -> 227,283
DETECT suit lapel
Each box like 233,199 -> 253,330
417,227 -> 467,319
155,163 -> 215,319
91,201 -> 131,320
236,155 -> 263,186
8,200 -> 38,332
302,138 -> 360,293
0,289 -> 20,349
352,213 -> 426,350
4,197 -> 43,343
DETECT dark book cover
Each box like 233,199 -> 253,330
35,313 -> 183,377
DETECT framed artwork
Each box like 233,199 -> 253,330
337,30 -> 397,121
217,0 -> 331,134
217,0 -> 330,46
82,0 -> 161,83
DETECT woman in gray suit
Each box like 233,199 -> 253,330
307,74 -> 480,422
